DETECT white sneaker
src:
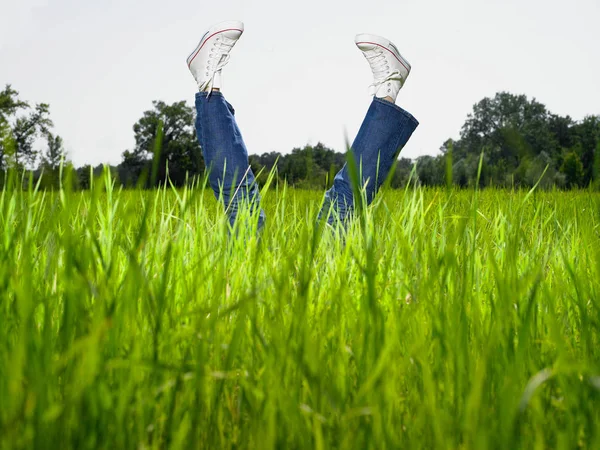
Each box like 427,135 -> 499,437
186,21 -> 244,92
355,33 -> 411,102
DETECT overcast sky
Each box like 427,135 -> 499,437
1,0 -> 599,167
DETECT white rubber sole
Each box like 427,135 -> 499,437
354,33 -> 411,73
186,20 -> 244,67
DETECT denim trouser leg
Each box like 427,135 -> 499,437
195,91 -> 265,228
320,97 -> 419,224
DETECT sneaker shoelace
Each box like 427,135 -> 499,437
200,38 -> 236,93
364,51 -> 403,95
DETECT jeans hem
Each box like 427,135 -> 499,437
373,96 -> 419,128
196,90 -> 224,99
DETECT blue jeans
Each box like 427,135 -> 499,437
194,92 -> 418,227
195,92 -> 265,228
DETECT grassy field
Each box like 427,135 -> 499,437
1,172 -> 599,449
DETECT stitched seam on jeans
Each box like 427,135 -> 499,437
197,100 -> 207,170
225,101 -> 235,115
392,114 -> 409,160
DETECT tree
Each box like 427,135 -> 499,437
571,115 -> 600,186
0,119 -> 13,172
0,85 -> 54,170
594,141 -> 600,190
120,100 -> 203,187
415,155 -> 444,186
438,92 -> 599,189
39,133 -> 66,188
560,151 -> 584,188
119,150 -> 149,187
0,85 -> 28,121
0,85 -> 28,169
11,103 -> 53,168
459,92 -> 559,169
389,157 -> 414,188
524,151 -> 562,189
249,151 -> 282,186
548,114 -> 576,149
77,165 -> 93,190
42,133 -> 65,170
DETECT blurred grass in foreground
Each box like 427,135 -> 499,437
0,169 -> 599,449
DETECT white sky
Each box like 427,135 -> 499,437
1,0 -> 599,167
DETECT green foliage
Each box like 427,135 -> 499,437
560,151 -> 584,188
0,85 -> 65,177
107,92 -> 598,192
119,100 -> 203,187
0,117 -> 14,172
0,180 -> 599,449
445,140 -> 453,189
4,88 -> 597,192
38,133 -> 66,189
574,116 -> 600,185
0,85 -> 28,121
0,85 -> 27,169
240,92 -> 599,191
11,103 -> 53,168
594,141 -> 600,190
423,93 -> 600,189
250,142 -> 347,189
42,133 -> 65,170
415,154 -> 444,186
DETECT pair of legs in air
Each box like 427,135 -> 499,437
187,21 -> 419,228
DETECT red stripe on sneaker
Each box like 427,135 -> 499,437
187,28 -> 243,68
356,41 -> 410,73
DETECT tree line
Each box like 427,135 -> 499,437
1,85 -> 599,190
0,85 -> 66,188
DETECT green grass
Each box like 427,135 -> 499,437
1,171 -> 599,449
